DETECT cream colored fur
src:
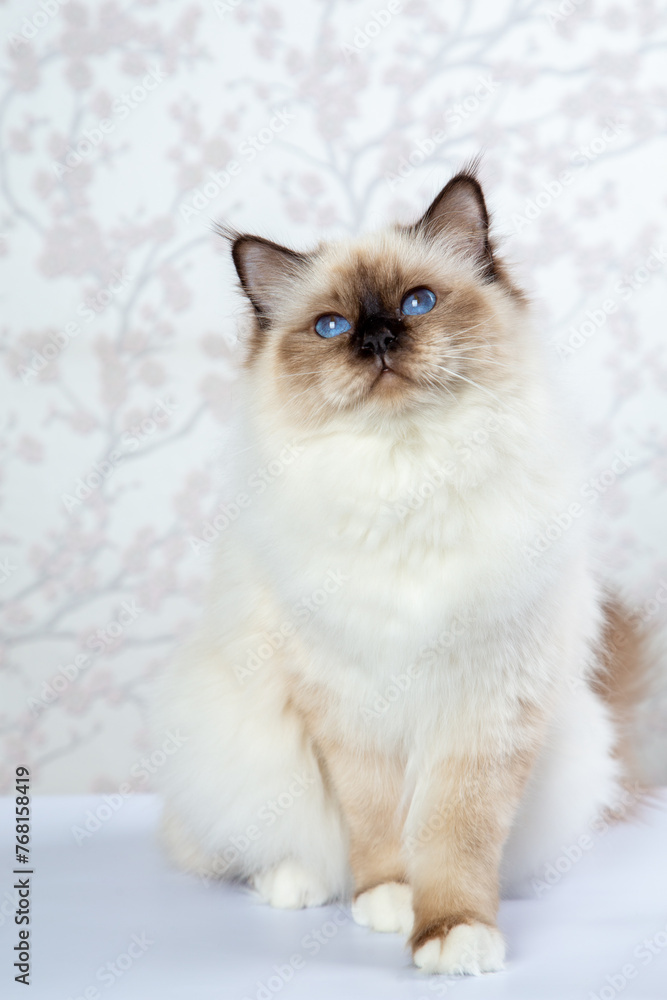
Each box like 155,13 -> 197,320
155,175 -> 632,975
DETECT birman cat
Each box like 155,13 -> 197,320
156,168 -> 645,974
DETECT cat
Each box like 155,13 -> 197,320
155,167 -> 647,975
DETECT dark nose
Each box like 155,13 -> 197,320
360,324 -> 398,356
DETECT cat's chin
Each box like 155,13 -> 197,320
373,368 -> 403,387
365,373 -> 414,412
368,361 -> 411,395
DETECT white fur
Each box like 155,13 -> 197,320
502,678 -> 623,894
413,922 -> 506,975
352,883 -> 414,934
251,860 -> 331,909
154,228 -> 624,944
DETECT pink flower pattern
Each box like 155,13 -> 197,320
1,0 -> 666,791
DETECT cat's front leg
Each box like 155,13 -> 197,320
316,739 -> 414,934
406,745 -> 536,974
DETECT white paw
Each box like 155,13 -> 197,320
251,860 -> 330,909
352,882 -> 414,934
413,921 -> 505,975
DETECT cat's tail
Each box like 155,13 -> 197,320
592,594 -> 666,791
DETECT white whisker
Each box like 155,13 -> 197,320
430,365 -> 502,404
444,353 -> 513,372
446,319 -> 490,338
420,373 -> 459,404
449,341 -> 492,351
286,383 -> 326,403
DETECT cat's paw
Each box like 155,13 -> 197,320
352,882 -> 414,934
412,921 -> 505,975
251,860 -> 330,909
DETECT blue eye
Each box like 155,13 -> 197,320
401,287 -> 436,316
314,314 -> 351,338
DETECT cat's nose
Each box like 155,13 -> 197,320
360,325 -> 398,356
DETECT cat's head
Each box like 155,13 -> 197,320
225,170 -> 528,426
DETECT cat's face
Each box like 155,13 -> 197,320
227,172 -> 527,425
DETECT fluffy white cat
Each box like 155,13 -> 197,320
155,169 -> 645,974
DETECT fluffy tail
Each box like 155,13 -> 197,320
592,595 -> 665,788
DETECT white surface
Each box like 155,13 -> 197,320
1,793 -> 667,1000
3,0 -> 667,796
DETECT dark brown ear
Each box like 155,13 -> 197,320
229,234 -> 309,328
412,172 -> 495,281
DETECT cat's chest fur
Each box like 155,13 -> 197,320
234,408 -> 574,681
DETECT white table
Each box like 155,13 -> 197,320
1,793 -> 666,999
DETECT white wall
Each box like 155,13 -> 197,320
1,0 -> 666,791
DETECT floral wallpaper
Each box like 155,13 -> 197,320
1,0 -> 666,792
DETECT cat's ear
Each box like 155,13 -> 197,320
412,172 -> 495,280
229,233 -> 309,328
